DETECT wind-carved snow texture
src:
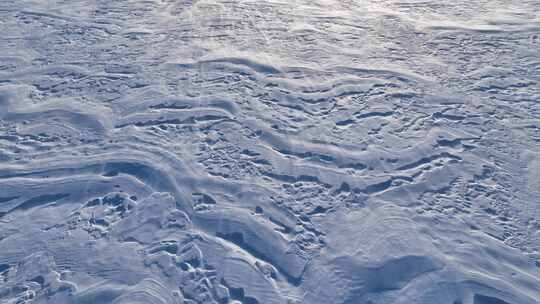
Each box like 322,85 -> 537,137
0,0 -> 539,303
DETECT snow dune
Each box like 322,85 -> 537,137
0,0 -> 539,303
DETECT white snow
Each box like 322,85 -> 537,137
0,0 -> 539,303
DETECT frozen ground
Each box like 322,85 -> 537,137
0,0 -> 539,303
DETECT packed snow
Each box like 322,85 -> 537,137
0,0 -> 539,303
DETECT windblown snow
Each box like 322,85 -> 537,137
0,1 -> 539,303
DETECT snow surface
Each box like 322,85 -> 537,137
0,0 -> 539,303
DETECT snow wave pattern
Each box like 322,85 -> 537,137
0,1 -> 539,303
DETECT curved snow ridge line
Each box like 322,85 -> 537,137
0,154 -> 187,202
0,174 -> 153,217
332,65 -> 433,83
0,141 -> 298,228
248,121 -> 471,173
264,72 -> 380,91
265,81 -> 380,105
0,92 -> 113,135
396,151 -> 462,171
114,108 -> 235,128
111,278 -> 177,304
244,129 -> 488,197
169,56 -> 282,75
0,147 -> 291,220
127,96 -> 241,116
0,89 -> 113,134
263,154 -> 418,198
4,109 -> 110,135
217,257 -> 285,304
0,181 -> 305,296
232,189 -> 298,232
193,208 -> 308,283
169,57 -> 408,100
194,237 -> 286,304
72,278 -> 175,304
334,109 -> 396,127
0,136 -> 259,196
0,193 -> 70,218
0,153 -> 307,280
0,157 -> 186,203
259,74 -> 390,103
165,59 -> 415,109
